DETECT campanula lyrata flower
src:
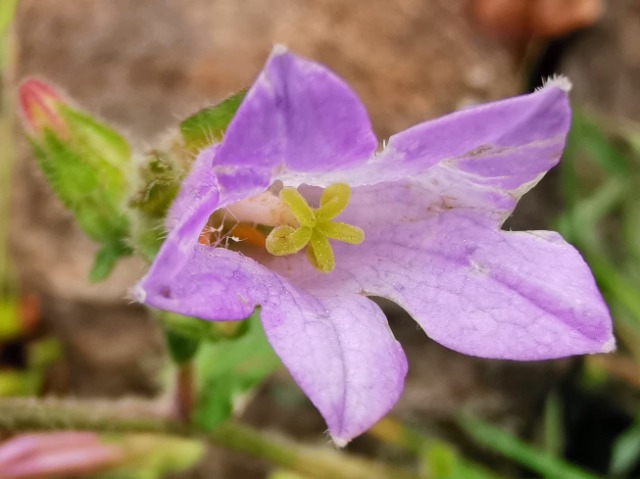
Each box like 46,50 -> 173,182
134,47 -> 614,446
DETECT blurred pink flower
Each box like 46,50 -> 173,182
0,432 -> 122,479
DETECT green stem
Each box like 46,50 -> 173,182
0,398 -> 423,479
209,422 -> 423,479
0,9 -> 17,295
175,362 -> 195,424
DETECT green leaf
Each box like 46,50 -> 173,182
90,242 -> 133,283
369,418 -> 502,479
420,441 -> 505,479
561,177 -> 630,253
623,195 -> 640,264
571,110 -> 630,176
560,120 -> 581,209
610,414 -> 640,476
180,90 -> 245,152
194,310 -> 280,430
165,328 -> 200,364
458,416 -> 601,479
129,152 -> 181,218
584,254 -> 640,324
543,391 -> 564,459
422,442 -> 457,479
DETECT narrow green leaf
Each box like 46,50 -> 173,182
572,110 -> 630,176
458,416 -> 601,479
560,122 -> 581,209
610,414 -> 640,476
571,177 -> 629,241
180,90 -> 245,152
451,463 -> 504,479
90,242 -> 133,283
623,195 -> 640,263
369,418 -> 502,479
584,254 -> 640,323
543,391 -> 564,459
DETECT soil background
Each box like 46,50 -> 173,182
8,0 -> 640,477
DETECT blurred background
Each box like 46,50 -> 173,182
1,0 -> 640,477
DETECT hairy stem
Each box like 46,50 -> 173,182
0,398 -> 424,479
174,362 -> 195,424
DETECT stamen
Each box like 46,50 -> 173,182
279,188 -> 316,227
317,183 -> 351,221
316,222 -> 364,245
307,231 -> 335,273
264,183 -> 364,273
266,225 -> 312,256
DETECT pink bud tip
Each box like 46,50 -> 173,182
0,432 -> 124,478
18,78 -> 67,136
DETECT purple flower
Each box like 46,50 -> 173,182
134,47 -> 614,445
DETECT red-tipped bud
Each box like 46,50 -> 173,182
18,79 -> 68,137
16,77 -> 134,277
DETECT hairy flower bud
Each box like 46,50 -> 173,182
18,79 -> 133,281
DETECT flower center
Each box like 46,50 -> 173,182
200,184 -> 363,273
264,183 -> 364,273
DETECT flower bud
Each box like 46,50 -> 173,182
18,79 -> 133,281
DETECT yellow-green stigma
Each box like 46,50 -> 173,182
265,183 -> 364,273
